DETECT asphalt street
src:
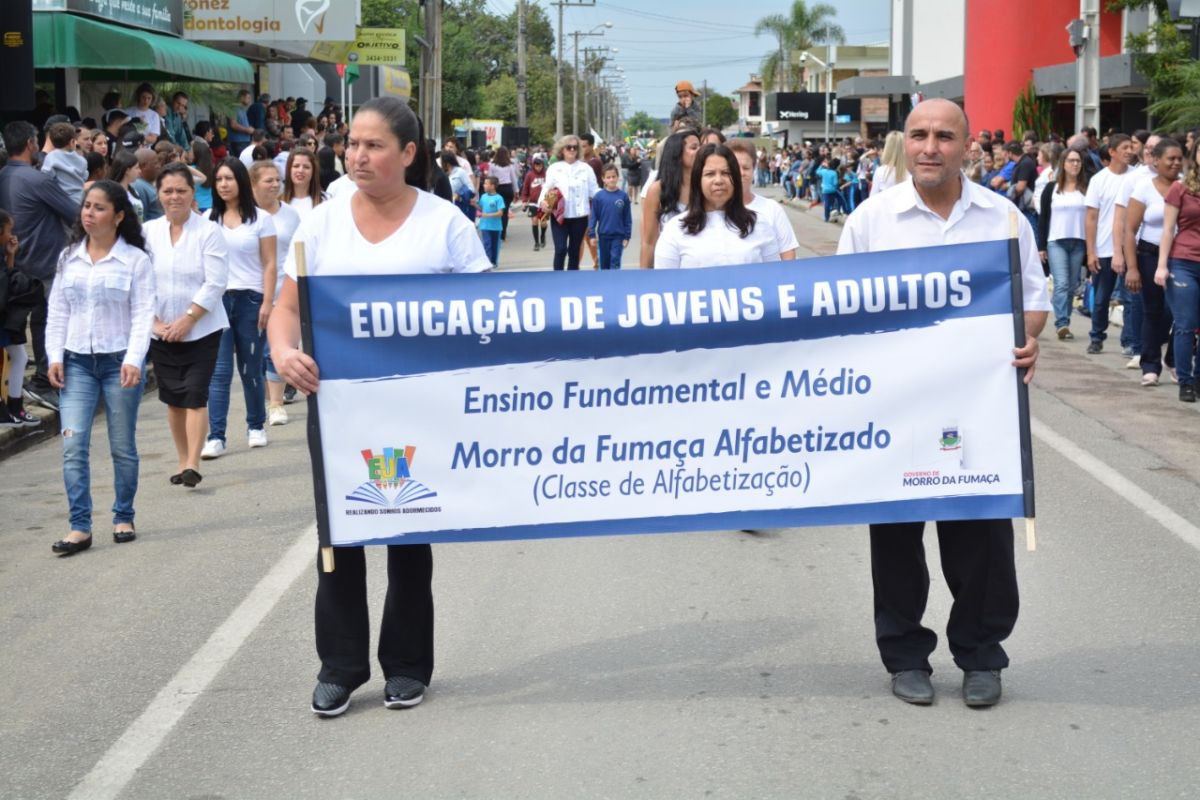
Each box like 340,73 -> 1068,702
2,188 -> 1198,800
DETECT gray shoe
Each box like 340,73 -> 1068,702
890,670 -> 934,705
962,669 -> 1002,707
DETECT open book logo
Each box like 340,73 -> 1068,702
346,446 -> 438,508
295,0 -> 330,35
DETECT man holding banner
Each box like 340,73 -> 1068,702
837,99 -> 1049,708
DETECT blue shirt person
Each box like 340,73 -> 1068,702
588,166 -> 632,269
477,178 -> 505,266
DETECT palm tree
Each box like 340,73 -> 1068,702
755,1 -> 846,93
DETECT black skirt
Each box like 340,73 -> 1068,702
149,330 -> 222,408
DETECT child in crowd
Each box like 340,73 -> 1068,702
816,157 -> 842,223
0,210 -> 42,428
477,176 -> 505,267
588,164 -> 632,270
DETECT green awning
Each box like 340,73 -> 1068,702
33,12 -> 253,84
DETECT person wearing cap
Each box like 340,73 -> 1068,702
670,81 -> 703,132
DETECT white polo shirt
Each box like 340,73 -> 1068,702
1084,166 -> 1130,258
837,175 -> 1050,313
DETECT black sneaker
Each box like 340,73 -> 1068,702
283,385 -> 298,404
1085,341 -> 1102,355
1181,384 -> 1196,403
383,676 -> 425,709
311,682 -> 353,717
10,405 -> 41,427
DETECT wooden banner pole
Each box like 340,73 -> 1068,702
295,241 -> 335,572
1009,211 -> 1037,552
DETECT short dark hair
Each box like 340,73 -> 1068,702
1132,129 -> 1151,145
580,133 -> 595,146
1003,141 -> 1022,156
2,121 -> 37,156
601,162 -> 619,176
324,133 -> 344,147
156,160 -> 195,190
251,129 -> 266,142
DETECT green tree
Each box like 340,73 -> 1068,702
702,92 -> 738,130
1108,0 -> 1195,128
625,110 -> 665,138
754,1 -> 845,93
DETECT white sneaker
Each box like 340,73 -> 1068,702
1126,355 -> 1141,369
1141,372 -> 1159,387
201,439 -> 226,459
267,405 -> 288,426
248,429 -> 268,448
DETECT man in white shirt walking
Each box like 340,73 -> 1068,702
837,98 -> 1049,709
1084,133 -> 1136,354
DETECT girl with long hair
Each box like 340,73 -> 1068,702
639,129 -> 701,267
283,147 -> 323,219
488,146 -> 518,241
201,157 -> 277,458
107,149 -> 144,222
1037,147 -> 1090,340
191,139 -> 216,211
46,181 -> 155,555
871,131 -> 907,196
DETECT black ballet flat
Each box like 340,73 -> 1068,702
170,472 -> 184,485
181,469 -> 202,488
51,535 -> 92,556
113,525 -> 137,544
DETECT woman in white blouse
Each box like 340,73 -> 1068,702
1036,147 -> 1089,340
144,163 -> 229,488
540,134 -> 600,270
201,157 -> 277,459
1124,137 -> 1184,385
654,143 -> 780,269
46,181 -> 155,555
870,131 -> 906,196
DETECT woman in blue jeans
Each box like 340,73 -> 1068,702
1157,142 -> 1200,402
201,158 -> 277,458
45,181 -> 155,555
1037,148 -> 1089,340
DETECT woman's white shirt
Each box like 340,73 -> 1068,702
144,212 -> 229,340
1130,175 -> 1168,245
542,160 -> 600,218
265,202 -> 302,298
1047,188 -> 1087,243
217,208 -> 277,291
288,194 -> 316,220
748,193 -> 800,255
653,210 -> 782,269
284,189 -> 492,280
45,237 -> 156,367
871,164 -> 897,196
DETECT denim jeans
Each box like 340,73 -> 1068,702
1047,238 -> 1085,329
550,216 -> 588,271
480,229 -> 501,267
1137,244 -> 1172,375
822,191 -> 842,221
1089,257 -> 1119,344
1166,257 -> 1200,386
1117,273 -> 1142,351
59,351 -> 142,533
597,235 -> 624,269
208,289 -> 266,443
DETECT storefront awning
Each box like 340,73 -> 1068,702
33,12 -> 253,83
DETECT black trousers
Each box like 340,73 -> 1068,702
314,544 -> 434,688
869,518 -> 1017,674
497,184 -> 514,240
27,277 -> 52,391
1137,243 -> 1174,374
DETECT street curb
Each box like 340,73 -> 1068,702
0,369 -> 159,462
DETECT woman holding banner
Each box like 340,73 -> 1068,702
653,143 -> 780,269
269,97 -> 491,718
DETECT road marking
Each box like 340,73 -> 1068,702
67,526 -> 316,800
1032,418 -> 1200,552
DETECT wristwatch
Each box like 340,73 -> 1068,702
185,308 -> 197,318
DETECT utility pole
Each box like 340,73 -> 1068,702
551,0 -> 596,140
1076,0 -> 1100,132
702,79 -> 707,128
429,0 -> 443,143
517,0 -> 527,128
